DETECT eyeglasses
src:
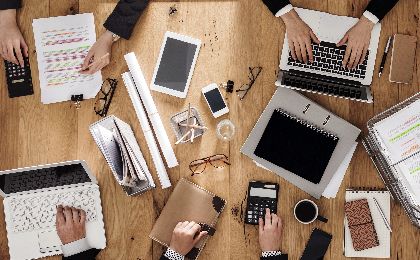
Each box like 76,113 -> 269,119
94,78 -> 117,117
236,66 -> 262,100
189,154 -> 230,176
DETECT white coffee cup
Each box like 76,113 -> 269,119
293,199 -> 328,224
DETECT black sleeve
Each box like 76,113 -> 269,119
261,254 -> 288,260
63,249 -> 101,260
159,253 -> 170,260
0,0 -> 21,10
364,0 -> 399,21
103,0 -> 149,40
261,0 -> 291,16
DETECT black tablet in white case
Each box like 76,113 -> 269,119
150,31 -> 201,98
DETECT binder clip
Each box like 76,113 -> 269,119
169,5 -> 178,16
71,94 -> 83,109
220,80 -> 234,93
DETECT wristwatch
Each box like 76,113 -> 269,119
110,31 -> 120,42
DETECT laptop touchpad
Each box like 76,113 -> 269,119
38,229 -> 62,253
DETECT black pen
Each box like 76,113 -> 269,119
378,36 -> 392,78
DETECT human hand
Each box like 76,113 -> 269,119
337,16 -> 374,69
259,208 -> 283,252
280,9 -> 320,63
56,205 -> 87,244
80,30 -> 113,75
0,9 -> 28,67
169,221 -> 208,256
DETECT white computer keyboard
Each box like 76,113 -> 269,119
9,188 -> 98,233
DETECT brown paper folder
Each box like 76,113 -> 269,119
389,34 -> 417,84
149,178 -> 226,259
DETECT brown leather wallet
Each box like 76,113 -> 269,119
389,34 -> 417,84
149,178 -> 226,259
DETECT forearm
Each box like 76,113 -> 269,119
0,9 -> 17,26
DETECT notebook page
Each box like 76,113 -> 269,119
344,190 -> 390,258
373,99 -> 420,164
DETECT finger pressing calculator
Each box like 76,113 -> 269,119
4,56 -> 33,98
245,181 -> 279,225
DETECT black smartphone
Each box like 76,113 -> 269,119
300,228 -> 332,260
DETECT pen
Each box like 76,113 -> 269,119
85,53 -> 110,69
373,197 -> 392,232
378,36 -> 392,78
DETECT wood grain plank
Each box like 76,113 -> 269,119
0,1 -> 419,260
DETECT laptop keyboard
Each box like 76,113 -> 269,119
4,164 -> 91,194
9,188 -> 98,233
287,41 -> 369,79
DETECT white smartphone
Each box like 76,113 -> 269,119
202,83 -> 229,118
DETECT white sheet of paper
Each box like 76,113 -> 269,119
32,13 -> 102,104
373,99 -> 420,164
322,142 -> 358,198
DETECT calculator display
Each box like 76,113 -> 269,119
250,187 -> 276,198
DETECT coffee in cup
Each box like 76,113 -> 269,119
294,199 -> 328,224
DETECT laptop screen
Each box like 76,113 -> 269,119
0,163 -> 91,195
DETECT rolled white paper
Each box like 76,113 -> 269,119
122,72 -> 171,189
124,52 -> 179,168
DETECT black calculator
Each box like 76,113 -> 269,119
245,181 -> 279,225
4,56 -> 33,98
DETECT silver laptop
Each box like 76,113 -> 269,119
0,161 -> 106,260
276,8 -> 381,103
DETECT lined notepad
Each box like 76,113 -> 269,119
344,189 -> 391,258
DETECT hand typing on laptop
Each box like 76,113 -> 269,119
280,9 -> 320,64
337,16 -> 375,69
56,205 -> 87,244
267,0 -> 399,70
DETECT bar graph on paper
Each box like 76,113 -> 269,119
33,13 -> 102,104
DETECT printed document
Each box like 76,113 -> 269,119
33,13 -> 102,104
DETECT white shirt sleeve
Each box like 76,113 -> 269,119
61,237 -> 93,257
262,251 -> 282,257
164,248 -> 185,260
362,10 -> 379,24
275,4 -> 294,17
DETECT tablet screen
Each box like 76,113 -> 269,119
154,37 -> 197,92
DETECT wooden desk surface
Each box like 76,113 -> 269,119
0,0 -> 419,259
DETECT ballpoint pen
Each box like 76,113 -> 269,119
373,197 -> 392,232
378,36 -> 392,78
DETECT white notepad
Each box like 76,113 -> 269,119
344,189 -> 391,258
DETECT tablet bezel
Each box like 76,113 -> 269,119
150,31 -> 201,98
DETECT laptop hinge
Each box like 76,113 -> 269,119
280,69 -> 371,101
4,182 -> 97,199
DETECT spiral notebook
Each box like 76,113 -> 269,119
255,108 -> 339,184
241,87 -> 361,198
344,189 -> 391,258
